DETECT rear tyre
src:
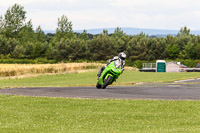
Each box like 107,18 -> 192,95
96,82 -> 101,89
102,76 -> 112,89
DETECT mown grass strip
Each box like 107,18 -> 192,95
1,71 -> 200,89
0,95 -> 200,132
0,71 -> 198,88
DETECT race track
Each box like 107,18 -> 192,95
0,81 -> 200,100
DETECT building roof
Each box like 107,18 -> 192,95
166,61 -> 187,68
156,60 -> 166,63
196,63 -> 200,68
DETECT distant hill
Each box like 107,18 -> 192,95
44,27 -> 200,36
44,30 -> 56,34
75,27 -> 200,36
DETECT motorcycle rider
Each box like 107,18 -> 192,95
97,52 -> 126,79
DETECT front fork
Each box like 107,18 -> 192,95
99,73 -> 113,85
98,67 -> 113,85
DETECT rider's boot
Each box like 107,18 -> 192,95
97,66 -> 105,79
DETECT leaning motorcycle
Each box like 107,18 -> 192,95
96,60 -> 122,89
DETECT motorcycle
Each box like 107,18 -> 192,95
96,60 -> 122,89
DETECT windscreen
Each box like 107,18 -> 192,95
114,60 -> 121,68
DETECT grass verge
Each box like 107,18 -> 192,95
0,95 -> 200,132
1,71 -> 200,88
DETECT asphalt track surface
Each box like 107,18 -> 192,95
0,79 -> 200,100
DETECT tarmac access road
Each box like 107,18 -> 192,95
0,81 -> 200,100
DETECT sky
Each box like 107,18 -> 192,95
0,0 -> 200,31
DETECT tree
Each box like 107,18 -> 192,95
3,4 -> 26,38
1,38 -> 19,55
0,35 -> 8,55
0,15 -> 4,34
67,39 -> 87,60
78,29 -> 89,40
195,43 -> 200,59
126,33 -> 148,61
55,15 -> 74,41
112,27 -> 125,38
32,42 -> 46,58
35,25 -> 45,42
176,26 -> 192,50
167,44 -> 180,59
87,34 -> 116,60
102,29 -> 108,36
112,37 -> 126,53
24,42 -> 34,58
182,42 -> 197,59
53,39 -> 70,60
17,20 -> 34,43
177,26 -> 190,36
12,45 -> 25,58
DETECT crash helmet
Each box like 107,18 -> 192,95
118,52 -> 126,60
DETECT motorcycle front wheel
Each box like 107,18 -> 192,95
96,82 -> 101,89
102,76 -> 112,89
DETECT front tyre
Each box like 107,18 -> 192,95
102,76 -> 112,89
96,82 -> 101,89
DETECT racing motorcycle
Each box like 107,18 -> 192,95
96,60 -> 122,89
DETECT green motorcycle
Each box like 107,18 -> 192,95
96,60 -> 122,89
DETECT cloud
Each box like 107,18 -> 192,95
1,0 -> 200,30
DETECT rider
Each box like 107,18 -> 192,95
97,52 -> 126,78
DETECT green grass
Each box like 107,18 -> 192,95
118,71 -> 200,83
1,72 -> 200,132
0,95 -> 200,132
1,71 -> 200,88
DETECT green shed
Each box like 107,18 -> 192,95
156,60 -> 166,72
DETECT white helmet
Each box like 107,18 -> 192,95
118,52 -> 126,60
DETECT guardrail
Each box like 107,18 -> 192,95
143,63 -> 156,69
179,68 -> 200,72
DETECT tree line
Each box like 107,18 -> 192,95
0,4 -> 200,63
